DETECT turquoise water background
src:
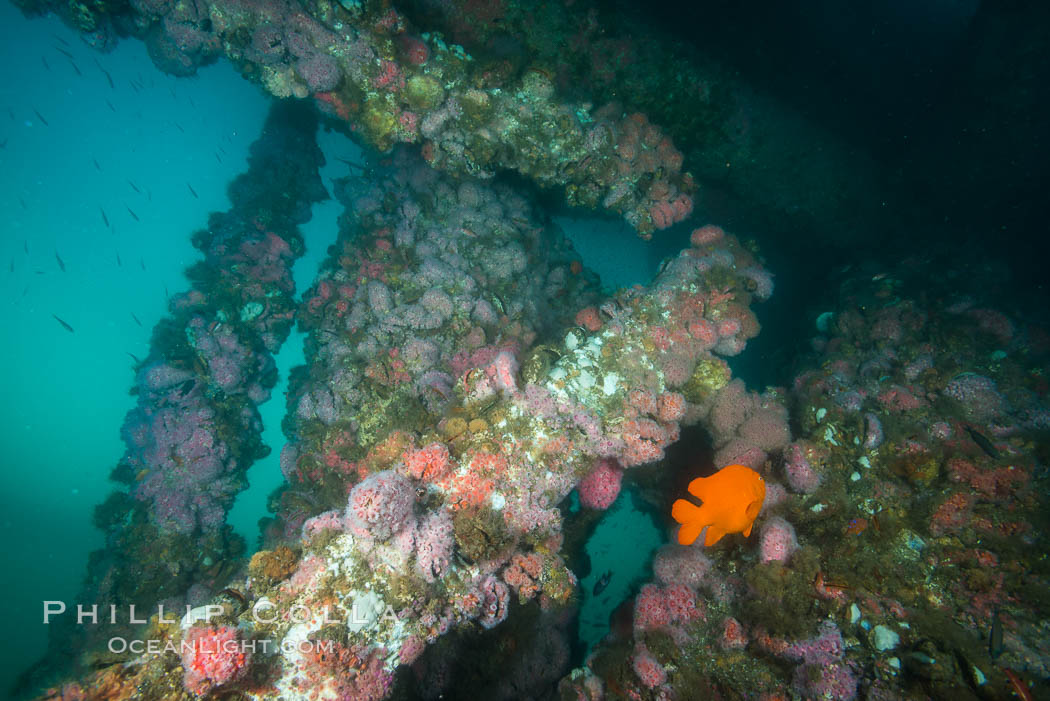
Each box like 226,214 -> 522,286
1,6 -> 305,688
0,6 -> 669,690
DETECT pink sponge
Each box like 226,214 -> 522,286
759,516 -> 799,563
577,458 -> 623,509
181,625 -> 250,695
783,442 -> 822,494
345,469 -> 414,540
632,646 -> 667,688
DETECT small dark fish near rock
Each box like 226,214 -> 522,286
965,426 -> 999,459
989,607 -> 1003,660
52,314 -> 74,333
593,570 -> 612,596
176,379 -> 196,397
54,250 -> 65,272
130,312 -> 141,327
219,587 -> 249,611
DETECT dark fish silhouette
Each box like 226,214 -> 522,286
127,179 -> 141,195
52,314 -> 74,333
94,59 -> 114,89
127,351 -> 141,364
41,56 -> 51,71
186,182 -> 198,199
67,59 -> 82,77
93,158 -> 101,171
965,426 -> 999,459
174,122 -> 185,133
116,252 -> 122,267
989,607 -> 1003,660
131,312 -> 142,327
100,207 -> 109,228
593,570 -> 612,596
337,156 -> 366,171
125,204 -> 139,222
105,99 -> 116,113
215,152 -> 222,163
54,251 -> 65,272
53,45 -> 73,60
53,34 -> 70,47
23,240 -> 28,254
33,109 -> 49,126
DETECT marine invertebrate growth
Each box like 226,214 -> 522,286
52,102 -> 327,661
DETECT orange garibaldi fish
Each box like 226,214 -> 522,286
671,464 -> 766,546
